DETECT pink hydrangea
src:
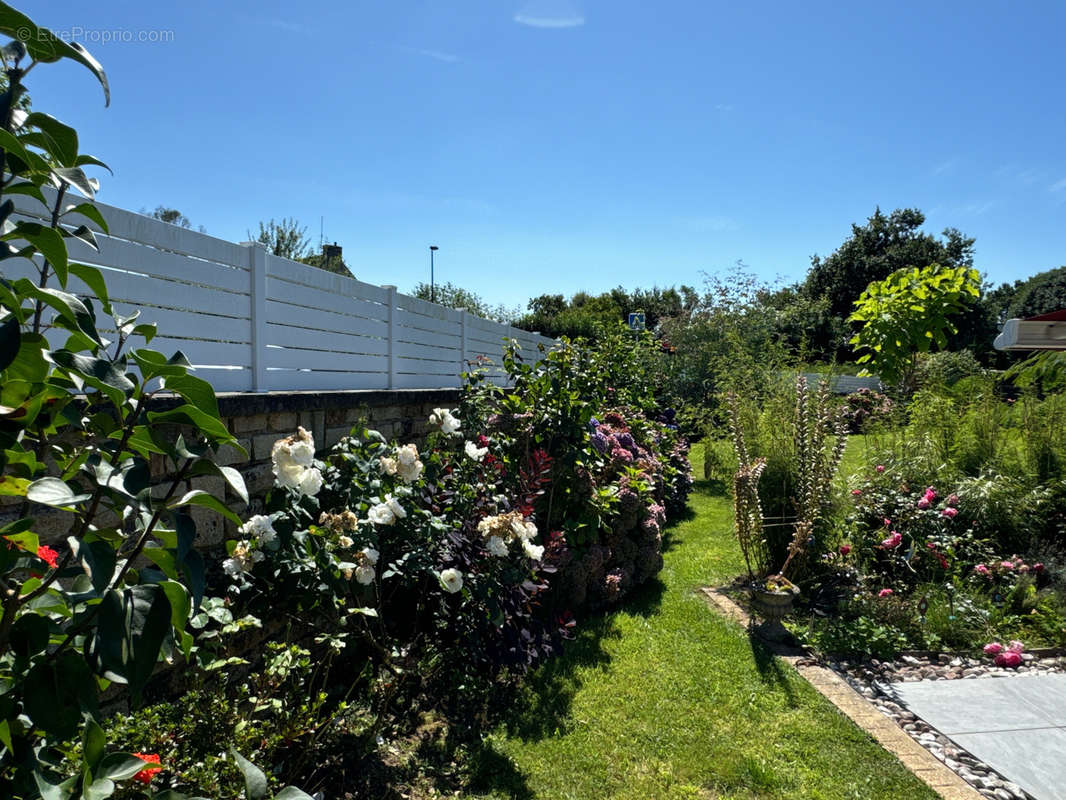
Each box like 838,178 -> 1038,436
875,464 -> 885,473
878,588 -> 893,598
983,642 -> 1004,655
994,651 -> 1023,668
940,507 -> 958,518
880,531 -> 902,549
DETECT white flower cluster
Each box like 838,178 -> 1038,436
222,539 -> 264,577
429,407 -> 461,436
343,546 -> 379,585
379,443 -> 424,483
476,510 -> 544,561
239,514 -> 277,545
439,567 -> 463,593
367,494 -> 406,526
464,440 -> 488,461
271,427 -> 323,496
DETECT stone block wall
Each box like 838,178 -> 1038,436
3,388 -> 461,550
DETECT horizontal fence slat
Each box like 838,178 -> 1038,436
265,276 -> 387,322
263,346 -> 389,372
266,254 -> 390,304
393,340 -> 461,361
64,237 -> 250,293
263,370 -> 390,392
266,301 -> 389,339
263,322 -> 388,356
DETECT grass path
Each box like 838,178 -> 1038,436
463,444 -> 937,800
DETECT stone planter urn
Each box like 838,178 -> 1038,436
751,579 -> 799,642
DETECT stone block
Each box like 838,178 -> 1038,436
216,438 -> 251,467
231,413 -> 268,435
297,410 -> 326,447
252,433 -> 280,462
369,405 -> 403,422
190,504 -> 226,548
242,462 -> 275,497
324,425 -> 350,449
268,412 -> 298,432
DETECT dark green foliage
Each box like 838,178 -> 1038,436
1006,265 -> 1066,319
515,285 -> 695,340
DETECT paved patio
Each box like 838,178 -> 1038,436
886,674 -> 1066,800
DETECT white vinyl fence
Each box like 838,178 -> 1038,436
4,190 -> 553,392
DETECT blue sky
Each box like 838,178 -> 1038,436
20,0 -> 1066,311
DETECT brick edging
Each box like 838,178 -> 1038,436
699,587 -> 984,800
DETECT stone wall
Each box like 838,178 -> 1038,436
3,388 -> 461,549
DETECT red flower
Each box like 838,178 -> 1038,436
36,546 -> 59,569
131,753 -> 162,784
838,544 -> 851,556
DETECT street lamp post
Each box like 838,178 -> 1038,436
429,245 -> 439,303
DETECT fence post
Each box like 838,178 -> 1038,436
243,242 -> 267,392
460,310 -> 468,381
383,285 -> 397,390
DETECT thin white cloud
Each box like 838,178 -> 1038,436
714,103 -> 734,112
515,1 -> 585,28
252,17 -> 309,34
931,158 -> 958,176
400,46 -> 461,63
961,201 -> 994,216
1050,177 -> 1066,192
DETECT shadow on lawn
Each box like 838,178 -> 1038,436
746,631 -> 802,707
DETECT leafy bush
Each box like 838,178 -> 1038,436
841,388 -> 895,434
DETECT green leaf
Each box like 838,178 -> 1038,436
188,460 -> 248,504
163,373 -> 220,419
15,280 -> 101,345
0,719 -> 12,752
48,350 -> 134,406
24,651 -> 98,739
27,476 -> 90,509
52,166 -> 97,199
148,404 -> 234,445
0,474 -> 30,497
0,5 -> 110,103
63,203 -> 109,233
25,112 -> 79,166
0,127 -> 31,164
230,750 -> 268,800
10,613 -> 49,664
82,778 -> 115,800
275,789 -> 317,800
141,544 -> 179,581
170,489 -> 242,526
82,716 -> 107,774
160,580 -> 191,632
70,536 -> 117,595
7,222 -> 69,285
33,770 -> 77,800
0,313 -> 21,371
97,753 -> 149,781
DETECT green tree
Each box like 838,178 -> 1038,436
804,207 -> 975,320
251,217 -> 311,260
849,263 -> 981,392
1005,265 -> 1066,319
411,281 -> 519,323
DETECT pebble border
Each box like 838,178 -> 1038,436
700,587 -> 985,800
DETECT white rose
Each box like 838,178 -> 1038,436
355,565 -> 376,585
367,503 -> 396,526
272,444 -> 306,489
464,440 -> 488,461
338,535 -> 354,549
439,568 -> 463,593
379,456 -> 398,475
288,438 -> 314,468
397,458 -> 423,483
397,443 -> 419,466
430,408 -> 461,436
362,547 -> 379,566
385,495 -> 406,519
522,520 -> 538,541
240,514 -> 277,545
222,557 -> 243,577
477,516 -> 496,536
296,466 -> 323,497
486,536 -> 509,557
522,540 -> 545,561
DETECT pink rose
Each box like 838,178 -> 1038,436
924,487 -> 937,500
878,588 -> 893,598
883,518 -> 891,527
917,497 -> 931,509
875,464 -> 885,473
1008,640 -> 1025,654
940,507 -> 958,518
983,642 -> 1004,655
839,544 -> 851,556
974,563 -> 990,576
851,489 -> 862,496
1034,563 -> 1044,573
947,494 -> 959,505
880,531 -> 902,549
1000,561 -> 1014,570
994,651 -> 1022,668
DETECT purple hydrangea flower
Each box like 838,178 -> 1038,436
590,431 -> 609,454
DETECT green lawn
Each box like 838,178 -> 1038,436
460,443 -> 936,800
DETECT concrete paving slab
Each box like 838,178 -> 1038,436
889,675 -> 1066,800
950,728 -> 1066,800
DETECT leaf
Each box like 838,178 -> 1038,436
82,716 -> 107,774
25,112 -> 78,166
170,489 -> 242,526
63,203 -> 109,233
27,476 -> 91,509
126,584 -> 173,703
48,350 -> 134,406
163,373 -> 220,419
275,789 -> 317,800
97,753 -> 150,781
33,771 -> 77,800
230,750 -> 268,800
52,166 -> 97,199
160,580 -> 191,632
148,404 -> 234,445
0,5 -> 110,103
0,127 -> 31,164
23,651 -> 98,739
82,778 -> 115,800
7,222 -> 68,285
0,474 -> 30,497
69,536 -> 117,595
187,460 -> 248,504
0,313 -> 22,371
